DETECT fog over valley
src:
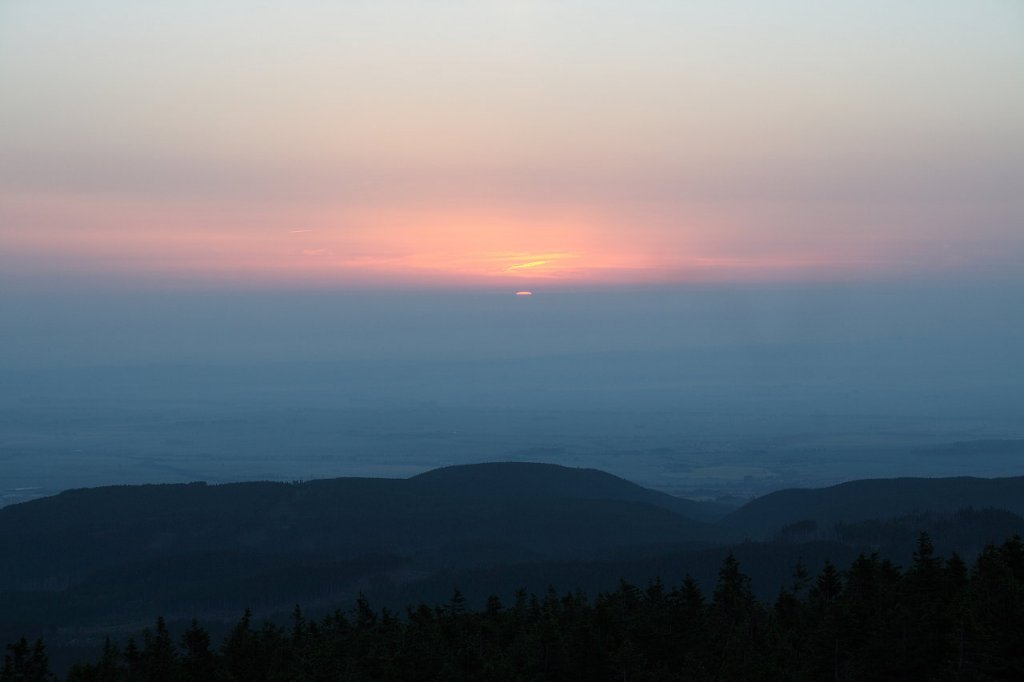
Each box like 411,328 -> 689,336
3,282 -> 1021,507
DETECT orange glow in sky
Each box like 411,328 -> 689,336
307,205 -> 670,284
0,189 -> 968,289
0,2 -> 1020,291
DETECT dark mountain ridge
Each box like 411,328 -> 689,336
407,461 -> 731,519
0,463 -> 729,594
725,474 -> 1024,538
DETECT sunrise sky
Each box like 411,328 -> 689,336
1,0 -> 1022,290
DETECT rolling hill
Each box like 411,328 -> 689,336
724,475 -> 1024,538
407,461 -> 732,520
0,463 -> 730,596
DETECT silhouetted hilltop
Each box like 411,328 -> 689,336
725,475 -> 1024,538
408,461 -> 731,520
0,464 -> 729,596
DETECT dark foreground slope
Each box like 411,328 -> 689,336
3,465 -> 1024,677
13,535 -> 1024,682
725,475 -> 1024,538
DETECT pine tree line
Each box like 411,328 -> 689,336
5,534 -> 1022,681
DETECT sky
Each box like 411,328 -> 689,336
1,0 -> 1022,290
1,2 -> 1023,496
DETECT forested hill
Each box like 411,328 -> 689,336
407,462 -> 732,520
0,463 -> 730,594
725,475 -> 1024,538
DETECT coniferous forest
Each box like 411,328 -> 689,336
5,534 -> 1022,682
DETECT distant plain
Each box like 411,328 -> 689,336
4,285 -> 1021,506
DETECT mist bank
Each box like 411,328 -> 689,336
4,281 -> 1022,410
2,281 -> 1021,503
